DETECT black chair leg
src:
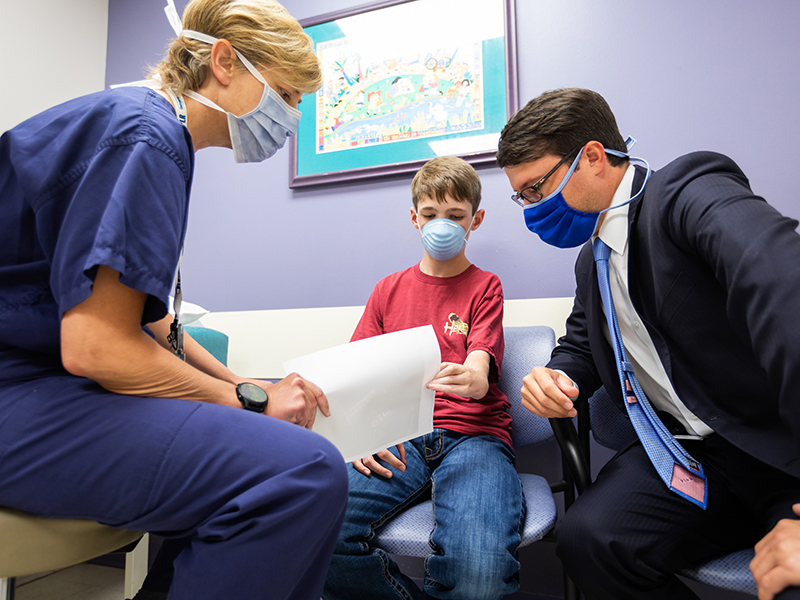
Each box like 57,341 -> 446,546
564,572 -> 580,600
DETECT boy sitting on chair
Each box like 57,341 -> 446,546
323,156 -> 524,600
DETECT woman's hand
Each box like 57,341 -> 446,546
256,373 -> 330,429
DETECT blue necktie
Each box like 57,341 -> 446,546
593,238 -> 707,509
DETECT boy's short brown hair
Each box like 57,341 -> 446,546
411,156 -> 482,213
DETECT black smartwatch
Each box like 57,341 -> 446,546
236,382 -> 268,413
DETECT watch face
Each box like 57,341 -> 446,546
239,382 -> 268,403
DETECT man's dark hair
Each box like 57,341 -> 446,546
497,88 -> 628,168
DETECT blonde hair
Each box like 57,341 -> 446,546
150,0 -> 322,95
411,156 -> 482,213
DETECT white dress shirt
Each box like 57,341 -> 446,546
592,165 -> 714,438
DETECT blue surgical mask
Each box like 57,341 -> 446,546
179,29 -> 301,163
522,143 -> 651,248
420,217 -> 473,261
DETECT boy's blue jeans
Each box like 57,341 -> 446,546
323,428 -> 525,600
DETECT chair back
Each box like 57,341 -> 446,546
500,326 -> 557,448
185,326 -> 228,365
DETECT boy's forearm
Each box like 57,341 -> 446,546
464,350 -> 491,380
463,350 -> 491,399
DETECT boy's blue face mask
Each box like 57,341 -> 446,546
420,217 -> 472,261
522,144 -> 651,248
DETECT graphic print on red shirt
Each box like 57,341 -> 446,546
351,263 -> 512,446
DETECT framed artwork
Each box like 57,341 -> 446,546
288,0 -> 518,188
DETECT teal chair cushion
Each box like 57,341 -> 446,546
184,326 -> 228,366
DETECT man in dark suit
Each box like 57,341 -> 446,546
497,87 -> 800,600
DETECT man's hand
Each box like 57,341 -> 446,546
352,444 -> 407,478
257,373 -> 329,430
751,504 -> 800,600
426,361 -> 490,400
521,367 -> 579,418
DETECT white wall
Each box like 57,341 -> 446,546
0,0 -> 108,133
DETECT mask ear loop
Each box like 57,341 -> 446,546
599,147 -> 652,214
464,213 -> 478,240
163,1 -> 263,83
164,0 -> 182,36
164,0 -> 267,89
178,28 -> 302,121
162,0 -> 300,121
181,29 -> 268,87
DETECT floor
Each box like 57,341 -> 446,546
11,562 -> 756,600
12,564 -> 558,600
13,564 -> 125,600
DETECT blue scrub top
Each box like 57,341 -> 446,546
0,87 -> 195,383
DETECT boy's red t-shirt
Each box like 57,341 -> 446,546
351,263 -> 512,447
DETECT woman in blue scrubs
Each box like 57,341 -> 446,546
0,1 -> 347,598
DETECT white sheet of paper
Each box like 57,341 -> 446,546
283,325 -> 440,462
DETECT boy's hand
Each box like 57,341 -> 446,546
352,444 -> 407,478
427,350 -> 492,400
426,362 -> 490,399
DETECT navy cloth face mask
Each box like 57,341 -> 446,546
522,144 -> 651,248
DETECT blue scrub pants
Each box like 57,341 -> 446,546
0,376 -> 349,600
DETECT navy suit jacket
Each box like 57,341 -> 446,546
548,151 -> 800,478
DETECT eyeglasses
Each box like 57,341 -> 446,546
510,147 -> 581,207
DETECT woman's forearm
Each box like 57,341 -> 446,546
148,313 -> 242,385
61,266 -> 239,407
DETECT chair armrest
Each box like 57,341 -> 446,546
549,417 -> 591,494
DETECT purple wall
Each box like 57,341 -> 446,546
107,0 -> 800,313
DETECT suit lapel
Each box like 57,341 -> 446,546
625,165 -> 675,383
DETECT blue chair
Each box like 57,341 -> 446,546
372,325 -> 579,600
554,385 -> 757,597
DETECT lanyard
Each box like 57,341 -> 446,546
164,87 -> 188,127
167,253 -> 185,361
163,89 -> 187,361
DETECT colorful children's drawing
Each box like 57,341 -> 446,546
316,38 -> 484,154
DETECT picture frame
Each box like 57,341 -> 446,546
288,0 -> 518,188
